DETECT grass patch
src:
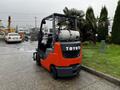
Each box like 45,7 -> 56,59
82,42 -> 120,79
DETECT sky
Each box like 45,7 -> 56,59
0,0 -> 118,27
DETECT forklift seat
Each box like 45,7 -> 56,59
46,34 -> 53,48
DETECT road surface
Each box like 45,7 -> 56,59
0,41 -> 120,90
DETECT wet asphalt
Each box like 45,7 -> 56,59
0,41 -> 120,90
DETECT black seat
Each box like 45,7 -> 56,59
46,34 -> 53,48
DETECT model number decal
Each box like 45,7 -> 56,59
66,46 -> 80,51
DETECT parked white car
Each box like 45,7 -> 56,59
5,33 -> 22,43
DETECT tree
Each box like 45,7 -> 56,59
97,6 -> 109,41
112,0 -> 120,44
85,7 -> 97,44
63,7 -> 85,41
63,7 -> 85,30
63,7 -> 84,18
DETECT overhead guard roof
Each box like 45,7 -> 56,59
42,13 -> 76,20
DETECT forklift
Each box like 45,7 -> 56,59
33,13 -> 82,78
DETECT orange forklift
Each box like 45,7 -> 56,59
33,13 -> 82,78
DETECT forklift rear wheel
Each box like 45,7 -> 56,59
50,66 -> 58,79
36,53 -> 41,66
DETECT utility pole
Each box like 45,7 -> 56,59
8,16 -> 11,32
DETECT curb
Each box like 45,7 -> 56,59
81,65 -> 120,86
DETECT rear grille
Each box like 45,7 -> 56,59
62,50 -> 80,58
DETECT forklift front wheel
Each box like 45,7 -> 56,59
50,66 -> 58,79
36,53 -> 41,66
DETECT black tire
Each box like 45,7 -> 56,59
50,66 -> 58,79
36,53 -> 41,66
76,68 -> 81,76
5,41 -> 9,44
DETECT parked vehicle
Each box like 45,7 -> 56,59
5,33 -> 22,43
